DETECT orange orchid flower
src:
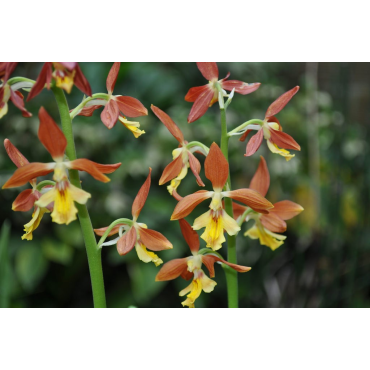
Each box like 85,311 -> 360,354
240,86 -> 301,161
233,156 -> 303,250
151,105 -> 206,195
185,62 -> 261,123
4,139 -> 53,240
2,107 -> 121,225
94,168 -> 173,266
27,62 -> 92,101
74,62 -> 148,133
171,143 -> 273,251
156,219 -> 251,308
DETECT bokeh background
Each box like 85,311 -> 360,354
0,62 -> 369,308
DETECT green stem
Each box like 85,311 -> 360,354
52,86 -> 107,308
69,93 -> 109,119
220,107 -> 239,308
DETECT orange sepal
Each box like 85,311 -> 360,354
77,104 -> 102,117
181,269 -> 194,281
73,64 -> 92,97
12,189 -> 37,212
117,227 -> 137,256
115,96 -> 148,117
188,152 -> 205,187
155,258 -> 188,281
270,200 -> 304,220
38,107 -> 67,161
196,62 -> 219,81
205,143 -> 229,191
68,159 -> 115,183
10,90 -> 32,118
132,168 -> 151,219
179,219 -> 199,254
269,129 -> 301,151
187,87 -> 215,123
4,139 -> 29,168
201,255 -> 251,278
260,213 -> 287,233
171,190 -> 211,220
151,105 -> 184,143
94,162 -> 122,174
249,156 -> 270,197
159,155 -> 183,185
245,129 -> 263,157
231,202 -> 247,220
138,227 -> 173,251
94,224 -> 124,237
27,63 -> 53,101
226,189 -> 273,214
101,99 -> 119,129
221,81 -> 261,95
239,129 -> 252,142
185,85 -> 210,103
106,62 -> 120,94
265,86 -> 300,118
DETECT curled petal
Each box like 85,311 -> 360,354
196,62 -> 219,81
225,189 -> 273,214
77,104 -> 102,117
269,129 -> 301,150
201,255 -> 251,278
94,162 -> 121,174
132,168 -> 151,219
270,200 -> 304,220
239,129 -> 252,142
2,162 -> 54,189
12,189 -> 37,212
185,85 -> 210,103
115,96 -> 148,117
38,107 -> 67,161
260,213 -> 287,233
4,139 -> 29,168
187,86 -> 214,123
205,143 -> 229,191
138,227 -> 173,251
68,159 -> 118,182
249,156 -> 270,197
159,155 -> 183,185
172,189 -> 183,202
10,90 -> 32,117
188,152 -> 205,187
94,224 -> 125,237
171,190 -> 212,220
73,64 -> 92,96
151,105 -> 184,143
155,258 -> 189,281
117,227 -> 137,255
265,86 -> 300,118
27,63 -> 53,101
245,129 -> 263,157
101,100 -> 119,129
106,62 -> 120,94
221,81 -> 261,95
179,219 -> 199,254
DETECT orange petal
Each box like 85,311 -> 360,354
239,129 -> 252,142
132,168 -> 151,219
171,190 -> 212,220
172,189 -> 183,202
265,86 -> 299,118
0,62 -> 17,83
139,227 -> 173,251
117,227 -> 137,256
100,100 -> 119,129
2,162 -> 54,189
73,64 -> 92,96
27,63 -> 52,101
225,189 -> 273,214
245,129 -> 263,157
94,224 -> 124,237
38,107 -> 67,161
270,200 -> 304,220
181,269 -> 194,281
77,104 -> 102,117
94,162 -> 122,174
4,139 -> 30,168
106,62 -> 120,94
12,189 -> 37,212
221,81 -> 261,95
68,159 -> 113,182
231,201 -> 247,220
205,143 -> 229,191
10,90 -> 32,118
196,62 -> 219,81
188,152 -> 205,187
115,96 -> 148,117
151,105 -> 184,143
185,85 -> 210,103
179,219 -> 199,254
201,255 -> 251,278
249,156 -> 270,197
269,129 -> 301,151
260,213 -> 287,233
155,258 -> 188,281
159,155 -> 183,185
187,86 -> 214,123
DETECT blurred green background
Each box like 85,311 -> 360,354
0,62 -> 369,308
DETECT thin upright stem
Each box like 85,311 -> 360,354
52,86 -> 107,308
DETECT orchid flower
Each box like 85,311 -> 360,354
156,219 -> 251,308
240,86 -> 301,161
4,139 -> 54,240
2,107 -> 121,225
27,62 -> 92,101
233,156 -> 303,250
94,169 -> 173,266
0,62 -> 17,84
170,143 -> 273,251
185,62 -> 261,123
151,105 -> 207,195
73,62 -> 147,134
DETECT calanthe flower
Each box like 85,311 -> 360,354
185,62 -> 261,123
240,86 -> 301,160
0,82 -> 32,119
156,219 -> 251,308
4,139 -> 53,240
171,143 -> 273,251
73,62 -> 147,133
27,62 -> 92,101
234,156 -> 303,250
2,107 -> 121,225
151,105 -> 206,195
0,62 -> 17,84
94,168 -> 172,266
